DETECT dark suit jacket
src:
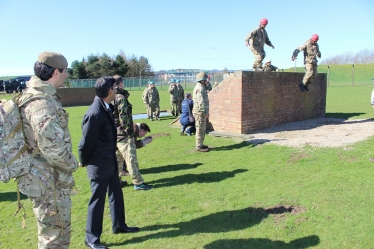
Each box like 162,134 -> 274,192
78,96 -> 118,179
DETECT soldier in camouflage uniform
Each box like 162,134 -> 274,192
142,83 -> 150,119
263,59 -> 279,72
176,80 -> 184,115
113,75 -> 153,190
17,52 -> 78,249
168,79 -> 179,117
292,34 -> 321,92
193,72 -> 210,152
145,81 -> 160,120
244,18 -> 274,71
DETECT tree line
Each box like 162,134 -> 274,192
320,49 -> 374,65
67,52 -> 153,79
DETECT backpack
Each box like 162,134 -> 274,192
0,93 -> 46,227
0,94 -> 39,183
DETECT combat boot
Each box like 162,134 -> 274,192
304,83 -> 310,91
196,146 -> 210,152
299,83 -> 305,92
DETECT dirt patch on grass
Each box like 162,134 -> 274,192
246,118 -> 374,147
265,204 -> 306,215
151,132 -> 171,138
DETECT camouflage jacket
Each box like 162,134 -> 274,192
177,85 -> 184,101
142,87 -> 149,103
245,25 -> 273,49
192,82 -> 209,117
296,39 -> 321,65
168,84 -> 179,102
263,64 -> 278,72
113,87 -> 134,139
145,87 -> 160,104
17,76 -> 78,197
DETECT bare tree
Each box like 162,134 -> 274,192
321,49 -> 374,65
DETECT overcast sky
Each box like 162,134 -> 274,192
1,0 -> 373,76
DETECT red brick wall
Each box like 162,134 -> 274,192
57,88 -> 95,107
208,71 -> 326,134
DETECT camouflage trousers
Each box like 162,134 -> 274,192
195,115 -> 207,148
148,102 -> 160,118
303,63 -> 318,85
116,137 -> 144,185
170,101 -> 178,116
30,189 -> 72,249
145,104 -> 150,118
177,100 -> 182,115
250,46 -> 266,69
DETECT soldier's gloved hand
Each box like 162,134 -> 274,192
291,56 -> 296,61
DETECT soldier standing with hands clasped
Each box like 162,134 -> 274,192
244,18 -> 274,71
292,34 -> 321,92
168,79 -> 179,117
193,72 -> 211,152
145,81 -> 160,120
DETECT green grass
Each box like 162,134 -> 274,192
1,84 -> 374,248
285,63 -> 374,86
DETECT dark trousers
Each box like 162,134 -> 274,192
181,121 -> 196,134
85,174 -> 126,244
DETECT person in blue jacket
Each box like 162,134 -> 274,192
180,92 -> 196,136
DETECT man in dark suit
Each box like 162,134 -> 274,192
78,76 -> 139,249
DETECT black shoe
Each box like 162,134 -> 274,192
120,180 -> 128,188
85,240 -> 108,249
113,226 -> 140,234
299,83 -> 305,92
304,84 -> 309,91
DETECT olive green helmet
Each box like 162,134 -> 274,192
196,72 -> 208,82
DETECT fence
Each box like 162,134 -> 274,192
69,74 -> 225,90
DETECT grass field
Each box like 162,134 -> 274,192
1,75 -> 374,248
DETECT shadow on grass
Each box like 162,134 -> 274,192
142,163 -> 203,175
325,112 -> 367,119
211,141 -> 255,151
149,169 -> 247,188
0,192 -> 28,202
203,235 -> 320,249
107,207 -> 271,246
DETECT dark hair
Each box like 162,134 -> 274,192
139,123 -> 151,133
95,76 -> 116,98
34,61 -> 63,81
185,92 -> 191,98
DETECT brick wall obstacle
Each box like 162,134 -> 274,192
207,71 -> 327,134
56,88 -> 95,107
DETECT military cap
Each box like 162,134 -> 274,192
38,51 -> 68,69
148,81 -> 155,85
196,72 -> 208,82
176,80 -> 180,83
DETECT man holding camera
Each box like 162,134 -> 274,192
113,75 -> 153,190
